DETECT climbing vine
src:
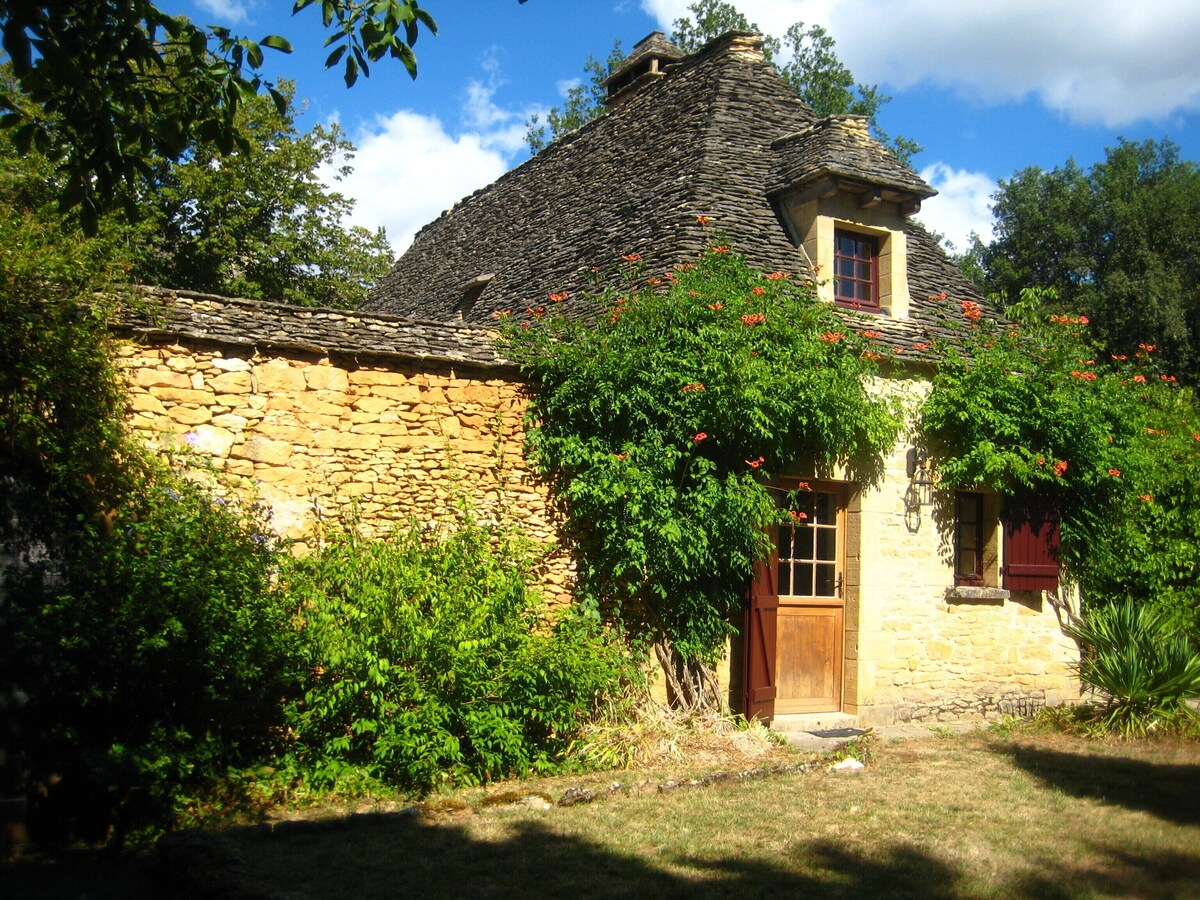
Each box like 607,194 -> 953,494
921,291 -> 1200,635
501,240 -> 901,709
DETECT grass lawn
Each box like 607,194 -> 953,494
236,727 -> 1198,899
5,726 -> 1199,898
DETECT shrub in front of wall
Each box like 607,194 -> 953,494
283,515 -> 636,793
2,475 -> 295,844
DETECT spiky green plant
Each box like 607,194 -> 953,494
1065,600 -> 1200,736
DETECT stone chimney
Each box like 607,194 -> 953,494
603,32 -> 684,109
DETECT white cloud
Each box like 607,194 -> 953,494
195,0 -> 253,25
642,1 -> 1200,127
328,111 -> 511,254
915,163 -> 997,253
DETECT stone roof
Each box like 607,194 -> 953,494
113,287 -> 510,370
365,30 -> 994,352
770,115 -> 936,201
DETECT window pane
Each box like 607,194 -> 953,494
816,527 -> 836,562
814,492 -> 836,522
777,528 -> 792,559
815,564 -> 837,597
795,563 -> 814,595
778,560 -> 791,596
798,527 -> 814,560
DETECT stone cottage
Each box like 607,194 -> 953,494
116,30 -> 1078,727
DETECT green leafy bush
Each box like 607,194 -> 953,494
283,513 -> 636,793
1065,600 -> 1200,736
2,476 -> 295,843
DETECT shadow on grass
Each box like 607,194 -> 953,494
1001,743 -> 1200,826
226,816 -> 966,899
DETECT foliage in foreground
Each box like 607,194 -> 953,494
1064,600 -> 1200,737
283,515 -> 637,794
921,291 -> 1200,636
501,242 -> 901,709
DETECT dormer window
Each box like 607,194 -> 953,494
834,230 -> 879,312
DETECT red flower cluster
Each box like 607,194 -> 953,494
796,481 -> 812,491
1139,342 -> 1157,352
961,300 -> 982,320
681,383 -> 706,393
526,306 -> 546,318
911,342 -> 930,351
862,351 -> 883,361
694,432 -> 708,443
789,510 -> 808,521
765,272 -> 789,281
859,330 -> 881,339
620,252 -> 642,262
1070,370 -> 1098,381
1138,494 -> 1154,502
745,456 -> 765,469
1050,314 -> 1089,325
1133,374 -> 1147,384
707,301 -> 723,310
1161,374 -> 1177,382
549,291 -> 569,303
820,331 -> 845,343
751,286 -> 766,296
1054,460 -> 1069,477
1112,354 -> 1127,361
711,245 -> 730,254
613,452 -> 627,461
1145,428 -> 1167,436
696,215 -> 712,226
741,312 -> 766,326
1108,468 -> 1121,477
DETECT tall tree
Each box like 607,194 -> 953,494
132,83 -> 393,308
0,1 -> 438,231
526,0 -> 920,163
982,139 -> 1200,383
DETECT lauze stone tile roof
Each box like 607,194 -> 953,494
364,30 -> 993,353
115,287 -> 511,370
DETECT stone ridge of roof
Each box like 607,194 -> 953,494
770,116 -> 936,199
112,287 -> 511,370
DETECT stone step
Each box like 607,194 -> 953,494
770,712 -> 862,734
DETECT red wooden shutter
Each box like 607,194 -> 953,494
1002,498 -> 1060,591
743,543 -> 779,723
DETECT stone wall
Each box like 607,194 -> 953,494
116,339 -> 574,601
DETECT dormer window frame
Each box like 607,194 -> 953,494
833,228 -> 881,313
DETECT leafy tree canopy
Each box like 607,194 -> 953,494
1,71 -> 392,307
978,139 -> 1200,384
526,0 -> 920,163
0,0 -> 437,231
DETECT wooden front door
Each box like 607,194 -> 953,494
774,487 -> 846,713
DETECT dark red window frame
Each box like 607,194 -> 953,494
954,492 -> 985,586
834,229 -> 880,312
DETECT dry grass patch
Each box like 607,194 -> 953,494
223,728 -> 1199,899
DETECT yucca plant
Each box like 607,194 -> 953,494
1065,599 -> 1200,737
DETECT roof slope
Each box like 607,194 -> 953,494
365,31 -> 989,348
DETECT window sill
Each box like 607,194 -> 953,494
945,585 -> 1010,604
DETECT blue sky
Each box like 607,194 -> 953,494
166,1 -> 1200,256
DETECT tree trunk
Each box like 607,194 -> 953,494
653,639 -> 729,714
